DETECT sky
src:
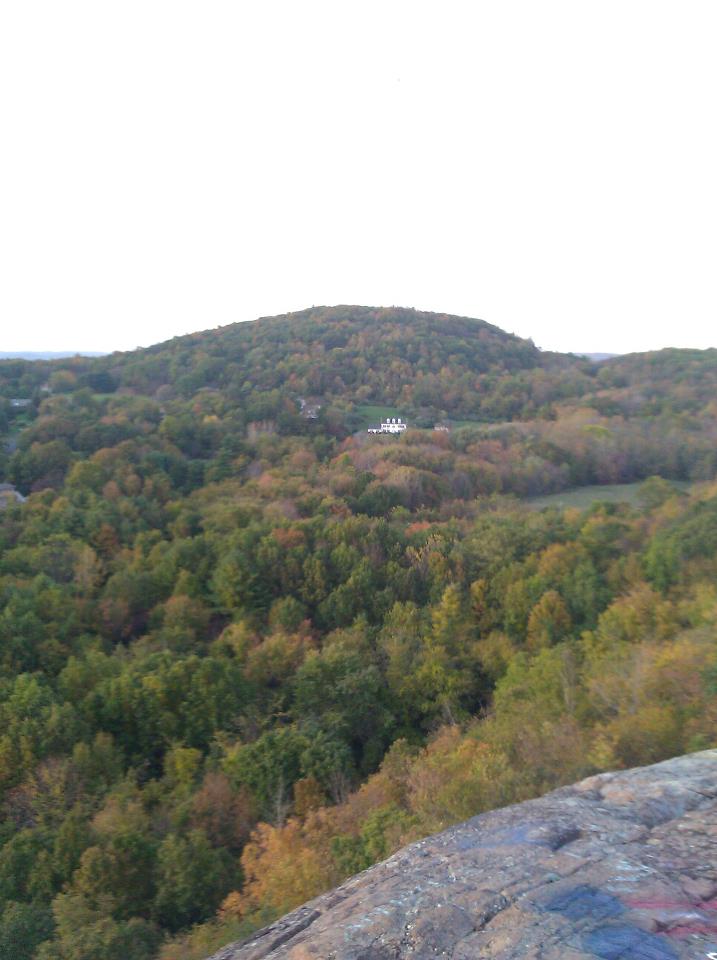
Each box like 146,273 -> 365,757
1,1 -> 716,356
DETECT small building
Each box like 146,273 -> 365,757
298,398 -> 322,420
246,420 -> 277,441
368,417 -> 407,435
434,423 -> 451,433
10,398 -> 32,408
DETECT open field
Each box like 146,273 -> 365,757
526,479 -> 691,511
353,406 -> 489,432
449,418 -> 491,429
353,404 -> 410,429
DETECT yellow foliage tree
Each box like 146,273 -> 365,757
239,815 -> 339,916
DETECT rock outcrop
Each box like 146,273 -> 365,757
209,750 -> 717,959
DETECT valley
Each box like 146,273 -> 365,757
0,307 -> 716,960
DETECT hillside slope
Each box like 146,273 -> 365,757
2,305 -> 594,423
3,306 -> 717,430
92,305 -> 591,421
1,309 -> 717,959
210,750 -> 717,960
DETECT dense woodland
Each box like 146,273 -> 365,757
0,307 -> 716,960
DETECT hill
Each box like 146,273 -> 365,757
3,305 -> 717,502
86,305 -> 592,422
0,352 -> 106,361
0,307 -> 717,960
0,306 -> 585,417
4,307 -> 717,430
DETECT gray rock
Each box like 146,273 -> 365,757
208,750 -> 717,959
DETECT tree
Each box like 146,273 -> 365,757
70,833 -> 157,922
526,591 -> 572,650
153,831 -> 234,932
239,817 -> 337,917
38,892 -> 159,960
0,901 -> 54,960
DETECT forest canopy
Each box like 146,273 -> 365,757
1,307 -> 717,960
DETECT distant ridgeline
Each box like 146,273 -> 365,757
0,351 -> 107,361
2,306 -> 715,422
0,307 -> 717,960
1,305 -> 717,498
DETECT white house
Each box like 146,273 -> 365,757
368,417 -> 407,435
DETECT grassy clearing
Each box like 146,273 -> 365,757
353,404 -> 408,429
353,406 -> 489,431
526,480 -> 691,511
449,418 -> 491,429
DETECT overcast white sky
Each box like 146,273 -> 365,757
1,1 -> 716,355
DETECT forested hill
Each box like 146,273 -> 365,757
2,306 -> 715,428
93,305 -> 569,412
1,308 -> 717,960
0,306 -> 592,424
2,305 -> 717,499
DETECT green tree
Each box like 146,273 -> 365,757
0,901 -> 54,960
153,831 -> 234,932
